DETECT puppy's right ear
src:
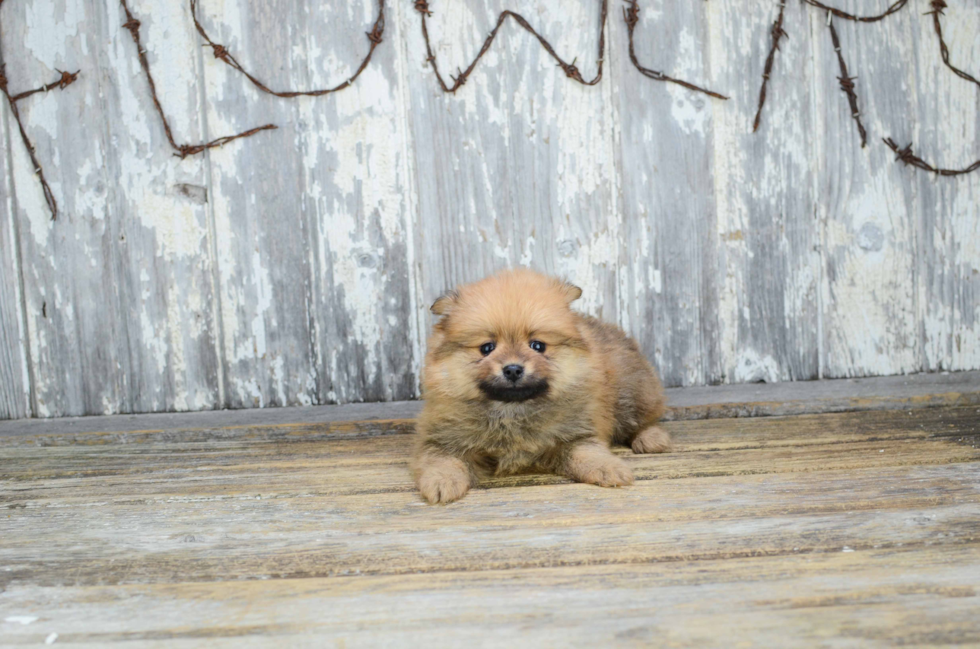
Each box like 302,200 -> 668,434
430,289 -> 460,316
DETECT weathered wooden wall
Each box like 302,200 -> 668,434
0,0 -> 978,419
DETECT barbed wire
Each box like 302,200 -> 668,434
623,0 -> 727,100
413,0 -> 608,92
828,17 -> 867,148
884,138 -> 980,176
119,0 -> 277,159
926,0 -> 980,89
0,64 -> 72,219
802,0 -> 909,23
189,0 -> 386,98
753,1 -> 788,133
3,0 -> 979,221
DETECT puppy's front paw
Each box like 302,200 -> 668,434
566,444 -> 634,488
632,426 -> 672,454
415,456 -> 472,504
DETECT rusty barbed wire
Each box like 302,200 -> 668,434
828,18 -> 867,148
623,0 -> 727,100
189,0 -> 386,98
883,138 -> 980,176
753,1 -> 788,133
120,0 -> 276,158
414,0 -> 607,92
10,69 -> 80,102
802,0 -> 909,23
926,0 -> 980,89
0,53 -> 76,219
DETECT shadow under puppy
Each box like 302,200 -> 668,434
412,268 -> 671,504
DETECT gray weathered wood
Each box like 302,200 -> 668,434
707,0 -> 821,384
199,0 -> 419,408
614,0 -> 721,387
0,60 -> 31,420
814,4 -> 920,378
1,0 -> 979,418
1,370 -> 976,437
908,3 -> 980,373
400,0 -> 622,332
1,0 -> 223,417
0,406 -> 978,645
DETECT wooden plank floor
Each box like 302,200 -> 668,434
1,402 -> 979,646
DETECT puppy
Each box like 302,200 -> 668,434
412,268 -> 670,504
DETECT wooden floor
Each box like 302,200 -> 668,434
2,387 -> 980,646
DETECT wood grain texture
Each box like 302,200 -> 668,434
814,5 -> 920,378
199,0 -> 419,409
614,0 -> 720,386
400,0 -> 622,333
0,63 -> 32,420
2,0 -> 222,417
707,0 -> 821,384
908,2 -> 980,373
0,406 -> 978,645
0,0 -> 978,419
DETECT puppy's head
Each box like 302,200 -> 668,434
424,268 -> 588,405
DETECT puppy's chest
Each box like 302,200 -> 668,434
474,411 -> 590,474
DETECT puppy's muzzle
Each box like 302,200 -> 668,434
479,375 -> 549,403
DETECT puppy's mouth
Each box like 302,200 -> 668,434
478,378 -> 549,403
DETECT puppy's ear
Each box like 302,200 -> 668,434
430,289 -> 460,316
559,281 -> 583,304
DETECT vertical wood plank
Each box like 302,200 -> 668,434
908,3 -> 980,372
4,0 -> 222,416
199,0 -> 318,409
613,0 -> 720,387
0,87 -> 32,419
813,3 -> 920,377
302,0 -> 421,403
200,0 -> 421,406
400,0 -> 621,332
706,0 -> 821,384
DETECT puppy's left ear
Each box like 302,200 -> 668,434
430,289 -> 460,316
560,281 -> 583,304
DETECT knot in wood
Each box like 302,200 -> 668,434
414,0 -> 431,16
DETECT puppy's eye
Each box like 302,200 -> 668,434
479,342 -> 496,356
529,340 -> 546,353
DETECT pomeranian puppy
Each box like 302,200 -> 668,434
411,268 -> 670,504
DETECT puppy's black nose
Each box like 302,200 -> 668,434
502,364 -> 524,382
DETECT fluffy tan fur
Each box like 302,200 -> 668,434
412,268 -> 669,504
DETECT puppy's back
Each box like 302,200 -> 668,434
577,315 -> 666,444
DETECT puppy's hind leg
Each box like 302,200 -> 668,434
563,442 -> 634,487
631,425 -> 672,454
